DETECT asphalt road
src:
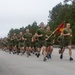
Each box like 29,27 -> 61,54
0,48 -> 75,75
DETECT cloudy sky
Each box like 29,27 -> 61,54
0,0 -> 64,37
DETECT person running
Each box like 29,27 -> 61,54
46,26 -> 55,59
11,33 -> 18,54
7,34 -> 13,54
18,32 -> 25,55
23,29 -> 32,57
36,22 -> 47,61
57,34 -> 65,59
31,33 -> 39,55
61,23 -> 73,61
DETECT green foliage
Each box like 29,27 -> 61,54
8,21 -> 39,36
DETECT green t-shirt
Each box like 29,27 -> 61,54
36,28 -> 46,40
18,35 -> 24,43
62,28 -> 72,41
8,36 -> 13,43
46,31 -> 55,43
23,33 -> 32,42
12,35 -> 18,43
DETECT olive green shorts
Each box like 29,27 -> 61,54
31,41 -> 39,48
59,42 -> 64,48
25,42 -> 31,47
35,41 -> 39,47
63,41 -> 72,47
46,42 -> 53,47
9,43 -> 13,47
13,42 -> 18,47
31,42 -> 35,48
38,40 -> 46,48
19,42 -> 25,47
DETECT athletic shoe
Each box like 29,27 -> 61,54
35,53 -> 37,56
43,57 -> 47,61
37,53 -> 40,58
49,54 -> 51,59
29,53 -> 31,56
69,57 -> 73,61
60,54 -> 63,59
46,55 -> 49,59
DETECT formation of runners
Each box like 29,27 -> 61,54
0,22 -> 74,61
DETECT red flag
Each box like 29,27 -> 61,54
57,22 -> 65,34
47,22 -> 65,39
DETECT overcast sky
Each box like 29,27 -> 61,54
0,0 -> 64,37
